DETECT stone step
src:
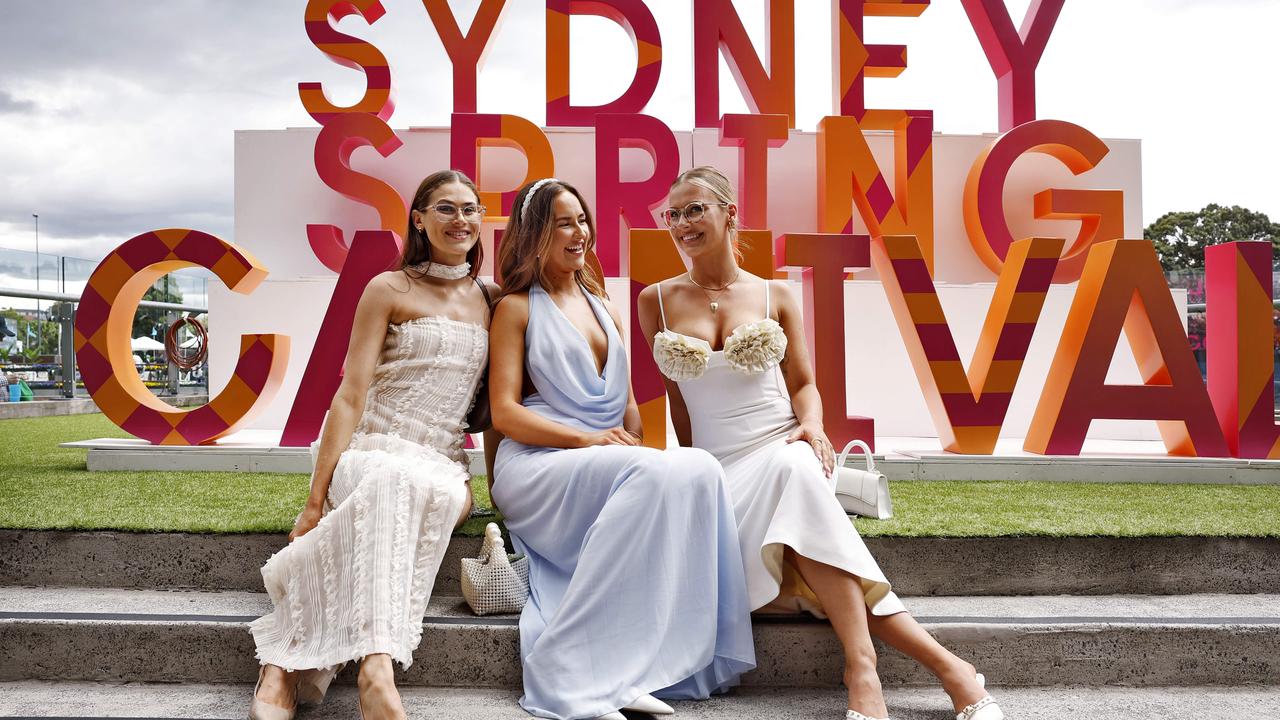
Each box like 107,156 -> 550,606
6,529 -> 1277,597
2,587 -> 1276,689
3,682 -> 1279,719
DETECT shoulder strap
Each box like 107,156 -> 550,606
764,279 -> 771,320
473,276 -> 493,322
656,282 -> 668,330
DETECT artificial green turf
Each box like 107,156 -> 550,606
1,413 -> 1277,537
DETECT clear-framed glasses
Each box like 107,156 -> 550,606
662,201 -> 728,228
423,202 -> 486,223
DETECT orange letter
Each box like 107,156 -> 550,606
74,230 -> 288,445
546,0 -> 662,127
964,119 -> 1116,283
1025,239 -> 1230,457
831,0 -> 930,121
875,234 -> 1062,454
817,113 -> 934,273
298,0 -> 395,125
450,113 -> 555,222
693,0 -> 795,128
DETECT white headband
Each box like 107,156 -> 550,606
520,177 -> 560,221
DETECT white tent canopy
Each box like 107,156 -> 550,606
131,336 -> 165,352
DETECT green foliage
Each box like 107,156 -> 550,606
1145,204 -> 1280,271
131,282 -> 185,341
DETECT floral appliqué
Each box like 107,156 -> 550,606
723,319 -> 787,374
653,330 -> 712,380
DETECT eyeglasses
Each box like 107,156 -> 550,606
662,201 -> 729,228
421,203 -> 486,223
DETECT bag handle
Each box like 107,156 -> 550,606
480,522 -> 511,569
837,440 -> 877,474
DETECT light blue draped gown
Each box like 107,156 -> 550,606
493,282 -> 756,720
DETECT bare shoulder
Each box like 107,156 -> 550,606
357,271 -> 404,307
767,278 -> 800,316
482,280 -> 501,301
492,291 -> 530,323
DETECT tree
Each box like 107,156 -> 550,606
1145,204 -> 1280,271
132,282 -> 185,340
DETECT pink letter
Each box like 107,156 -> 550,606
594,113 -> 680,276
959,0 -> 1066,132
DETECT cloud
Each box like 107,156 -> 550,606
0,89 -> 36,115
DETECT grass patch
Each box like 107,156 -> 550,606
1,413 -> 1277,537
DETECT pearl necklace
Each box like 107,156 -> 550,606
410,261 -> 471,280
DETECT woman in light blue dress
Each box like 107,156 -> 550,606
489,178 -> 756,720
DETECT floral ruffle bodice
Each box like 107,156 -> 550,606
653,318 -> 787,381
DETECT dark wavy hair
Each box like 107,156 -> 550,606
401,170 -> 484,278
497,178 -> 605,299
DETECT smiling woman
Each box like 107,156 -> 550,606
484,177 -> 755,720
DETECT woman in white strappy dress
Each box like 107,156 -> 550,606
248,170 -> 498,720
637,167 -> 1004,720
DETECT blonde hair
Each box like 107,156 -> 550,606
498,179 -> 606,300
670,165 -> 745,263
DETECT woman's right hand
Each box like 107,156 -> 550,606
580,427 -> 641,447
289,503 -> 324,541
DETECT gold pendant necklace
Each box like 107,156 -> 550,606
689,269 -> 740,315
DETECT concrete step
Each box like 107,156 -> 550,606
6,529 -> 1278,597
2,587 -> 1277,689
2,682 -> 1278,719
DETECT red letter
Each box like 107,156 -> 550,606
546,0 -> 662,127
693,0 -> 796,128
450,113 -> 555,221
1025,239 -> 1230,457
421,0 -> 507,114
281,231 -> 403,447
298,0 -> 395,125
960,0 -> 1066,132
776,233 -> 876,451
719,114 -> 789,230
305,113 -> 407,273
594,113 -> 681,276
1207,241 -> 1280,459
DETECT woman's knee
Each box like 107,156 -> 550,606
637,448 -> 723,496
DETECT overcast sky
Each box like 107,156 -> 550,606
1,0 -> 1278,264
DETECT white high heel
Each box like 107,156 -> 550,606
956,673 -> 1004,720
595,713 -> 627,720
296,662 -> 344,707
845,710 -> 890,720
625,693 -> 674,715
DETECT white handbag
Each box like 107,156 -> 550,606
833,440 -> 893,520
461,523 -> 530,615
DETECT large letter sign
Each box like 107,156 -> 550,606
75,230 -> 289,445
1207,242 -> 1280,459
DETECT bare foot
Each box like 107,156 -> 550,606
358,654 -> 407,720
939,658 -> 988,712
843,665 -> 889,718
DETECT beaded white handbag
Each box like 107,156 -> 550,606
833,440 -> 894,520
461,522 -> 530,615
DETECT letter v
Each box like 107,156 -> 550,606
874,234 -> 1062,453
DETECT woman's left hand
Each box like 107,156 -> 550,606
786,422 -> 835,477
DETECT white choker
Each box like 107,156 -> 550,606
410,261 -> 471,280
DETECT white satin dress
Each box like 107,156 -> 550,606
652,282 -> 906,618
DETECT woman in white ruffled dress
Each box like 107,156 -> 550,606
248,170 -> 498,720
637,167 -> 1003,720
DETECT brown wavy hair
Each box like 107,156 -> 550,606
401,170 -> 484,278
497,179 -> 606,299
669,165 -> 745,263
